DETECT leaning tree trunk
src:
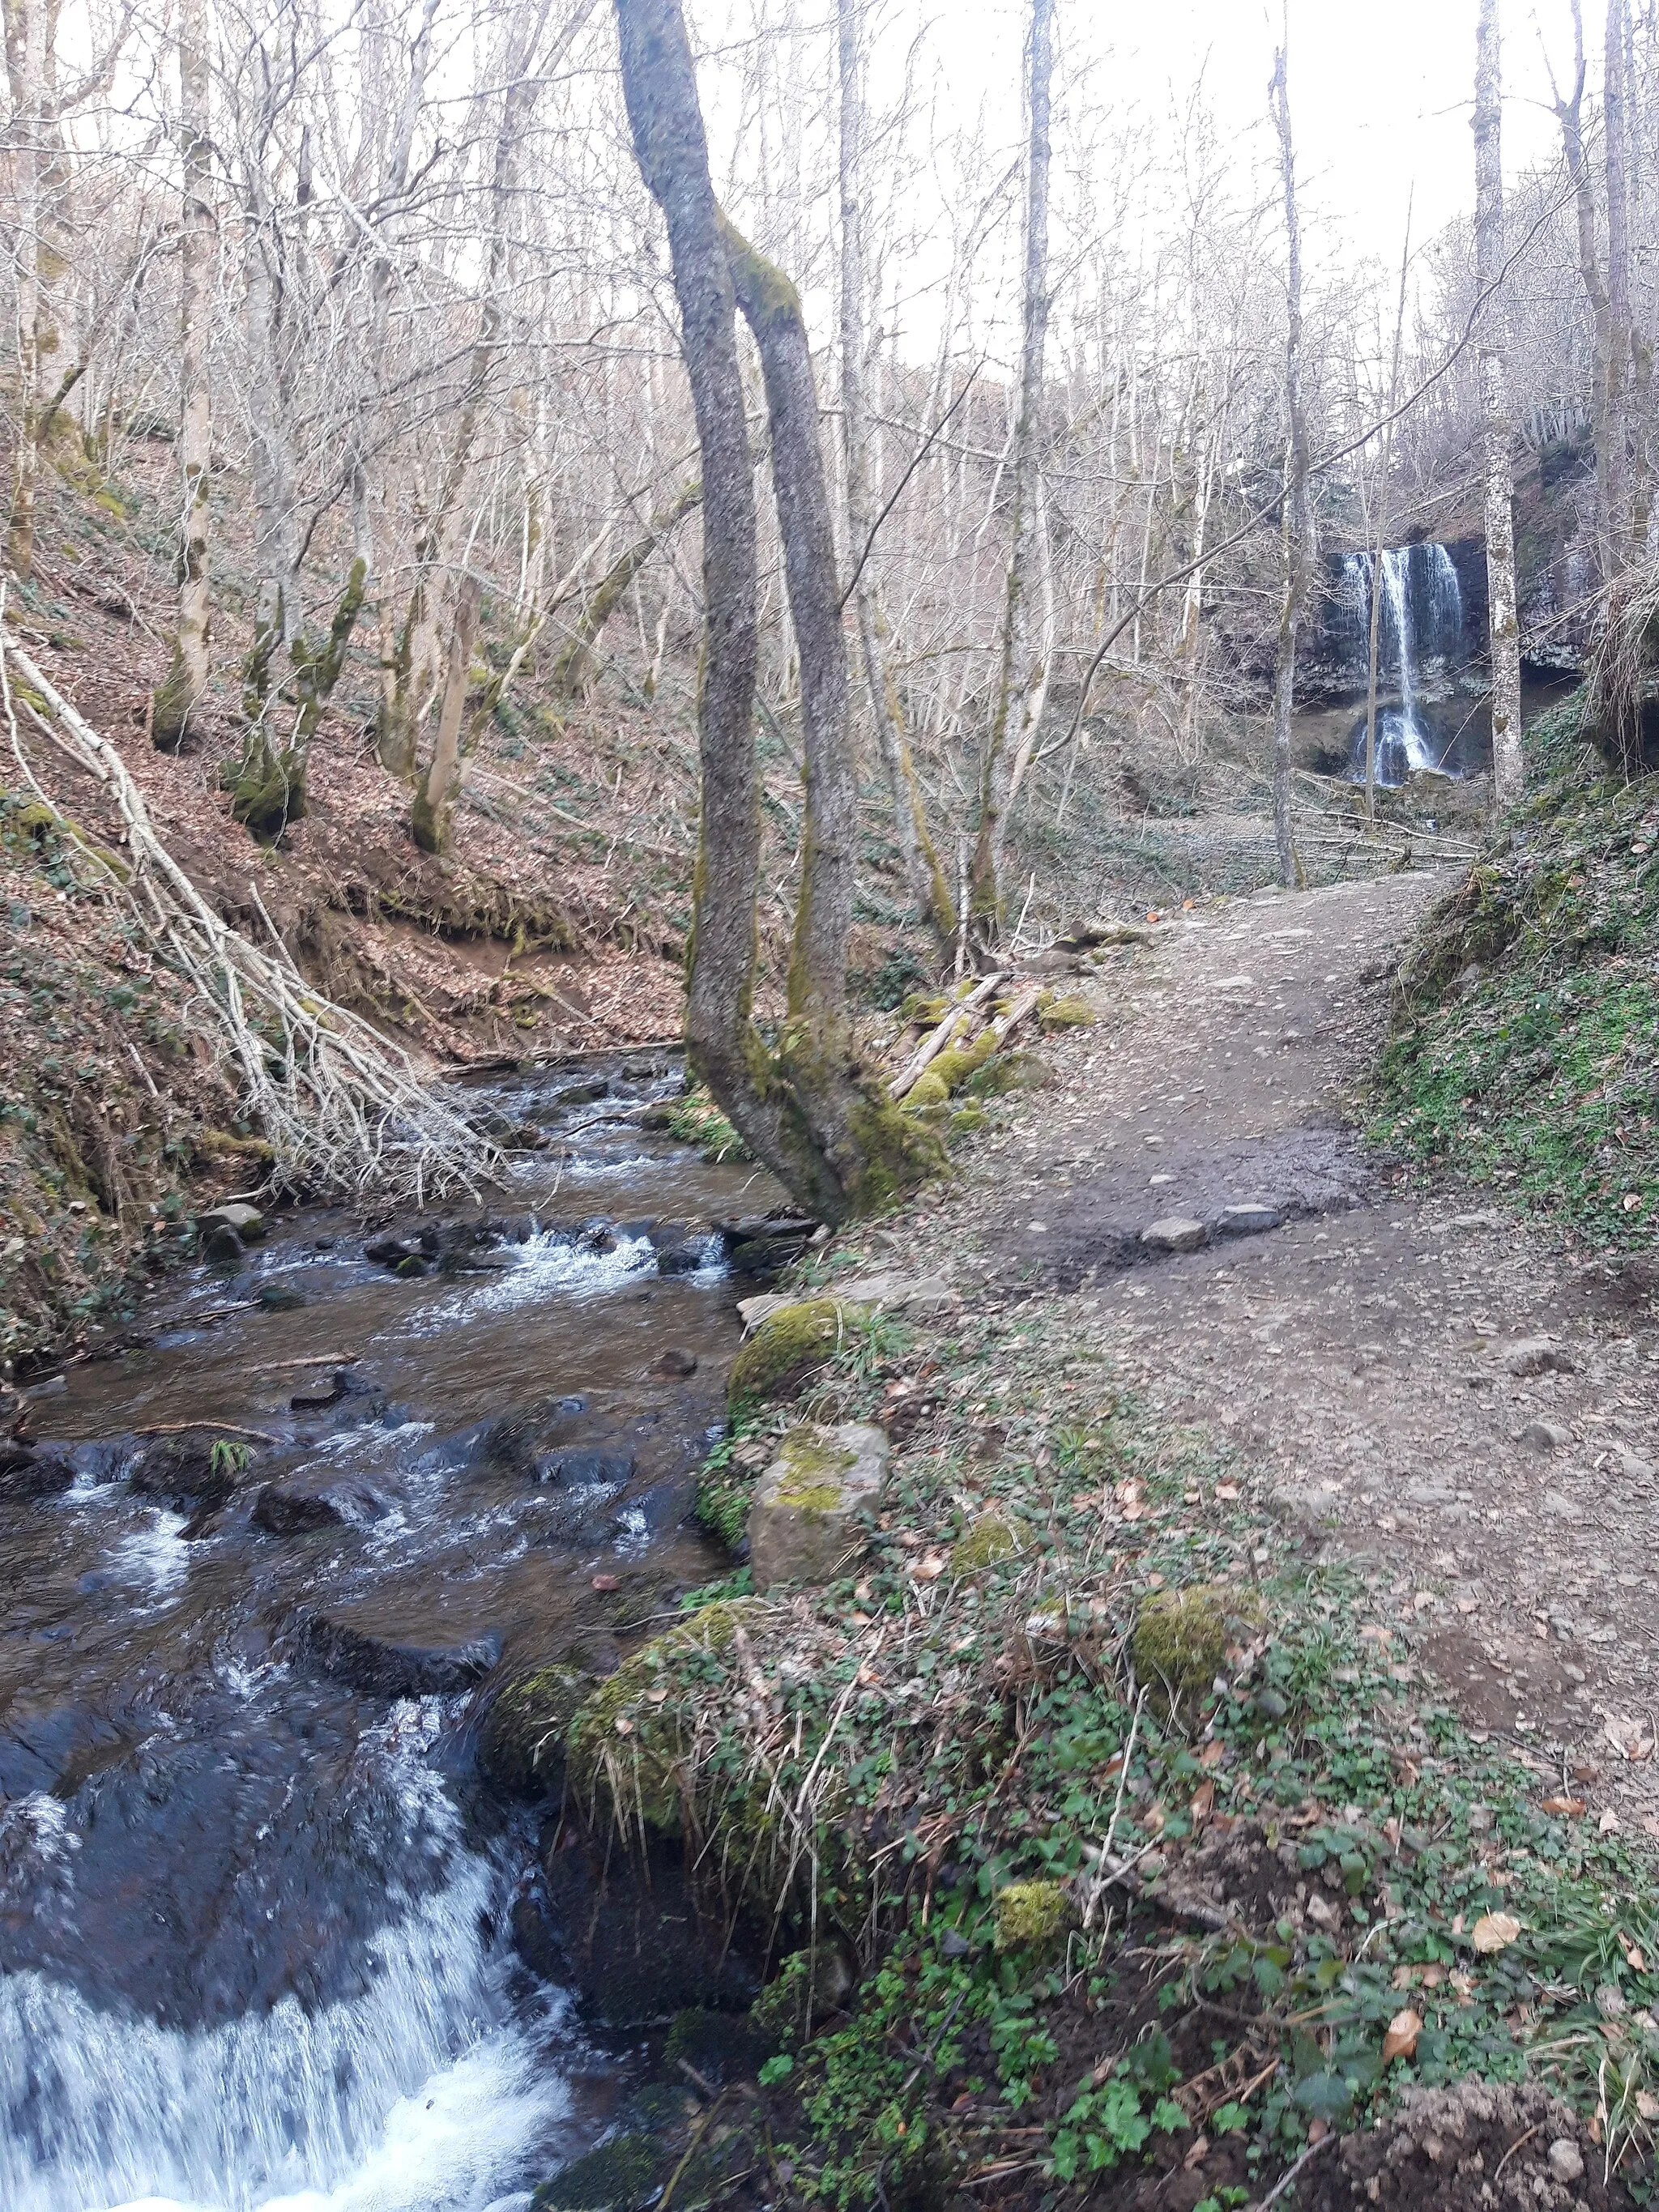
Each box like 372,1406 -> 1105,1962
552,475 -> 703,698
613,0 -> 935,1225
968,0 -> 1055,936
229,560 -> 368,842
152,0 -> 214,752
1269,41 -> 1311,887
1474,0 -> 1525,811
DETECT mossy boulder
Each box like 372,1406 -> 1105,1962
950,1511 -> 1020,1576
930,1029 -> 998,1093
1038,993 -> 1096,1029
565,1599 -> 766,1833
727,1296 -> 854,1411
994,1879 -> 1075,1957
533,2132 -> 663,2212
948,1104 -> 987,1139
748,1422 -> 889,1588
480,1660 -> 590,1796
1132,1583 -> 1241,1720
902,1069 -> 949,1110
966,1051 -> 1051,1098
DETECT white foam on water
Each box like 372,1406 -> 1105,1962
384,1233 -> 655,1342
107,1508 -> 191,1599
0,1709 -> 570,2212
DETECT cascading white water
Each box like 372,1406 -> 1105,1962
0,1706 -> 571,2212
1341,542 -> 1465,784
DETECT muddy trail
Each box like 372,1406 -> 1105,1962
940,872 -> 1659,1834
0,1052 -> 797,2212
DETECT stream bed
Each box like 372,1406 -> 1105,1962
0,1054 -> 788,2212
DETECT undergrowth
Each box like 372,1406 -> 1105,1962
566,1293 -> 1659,2206
1373,692 -> 1659,1247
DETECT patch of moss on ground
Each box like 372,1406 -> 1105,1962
1373,692 -> 1659,1247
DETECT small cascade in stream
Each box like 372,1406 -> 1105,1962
0,1703 -> 570,2212
1338,541 -> 1465,785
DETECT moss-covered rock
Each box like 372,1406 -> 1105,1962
930,1029 -> 998,1093
948,1103 -> 987,1139
1132,1584 -> 1231,1720
727,1296 -> 853,1411
902,1069 -> 949,1110
965,1051 -> 1051,1098
950,1511 -> 1020,1576
565,1599 -> 766,1833
532,2132 -> 663,2212
480,1661 -> 590,1796
993,1878 -> 1075,1956
1038,993 -> 1096,1029
748,1422 -> 888,1588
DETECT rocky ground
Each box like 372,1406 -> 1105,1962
935,871 -> 1659,1835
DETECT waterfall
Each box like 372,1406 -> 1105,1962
1345,542 -> 1465,786
0,1704 -> 573,2212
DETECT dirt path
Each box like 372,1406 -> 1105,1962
928,872 -> 1659,1835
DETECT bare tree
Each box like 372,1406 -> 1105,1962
151,0 -> 215,751
969,0 -> 1055,935
614,0 -> 932,1221
1474,0 -> 1525,810
837,0 -> 951,945
1268,33 -> 1309,886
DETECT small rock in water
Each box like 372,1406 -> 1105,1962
650,1348 -> 698,1379
257,1281 -> 306,1312
0,1441 -> 74,1498
253,1478 -> 386,1535
294,1612 -> 501,1698
1141,1217 -> 1208,1255
1216,1203 -> 1282,1237
655,1238 -> 710,1276
198,1201 -> 265,1242
365,1234 -> 419,1266
392,1253 -> 428,1280
200,1225 -> 245,1266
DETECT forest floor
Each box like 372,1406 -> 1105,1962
947,868 -> 1659,1836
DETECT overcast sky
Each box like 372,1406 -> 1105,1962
923,0 -> 1586,266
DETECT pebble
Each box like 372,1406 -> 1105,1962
1505,1337 -> 1576,1378
1520,1419 -> 1572,1451
1547,2139 -> 1584,2184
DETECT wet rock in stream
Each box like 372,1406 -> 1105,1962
130,1426 -> 267,1509
292,1610 -> 504,1698
0,1438 -> 75,1497
253,1473 -> 390,1535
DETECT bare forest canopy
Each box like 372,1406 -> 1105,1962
3,0 -> 1659,1220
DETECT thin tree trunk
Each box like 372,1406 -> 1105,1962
1605,0 -> 1634,569
1269,36 -> 1311,885
412,576 -> 480,855
5,0 -> 45,578
152,0 -> 214,752
229,560 -> 368,841
613,0 -> 933,1224
552,475 -> 702,697
1553,5 -> 1614,585
1474,0 -> 1525,810
836,0 -> 952,946
968,0 -> 1054,936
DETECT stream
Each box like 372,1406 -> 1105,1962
0,1054 -> 787,2212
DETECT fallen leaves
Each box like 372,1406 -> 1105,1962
1471,1911 -> 1521,1954
1189,1778 -> 1215,1825
591,1572 -> 621,1592
911,1553 -> 949,1582
1382,2008 -> 1422,2065
1542,1796 -> 1587,1817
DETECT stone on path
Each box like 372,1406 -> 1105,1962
1520,1419 -> 1572,1452
748,1422 -> 889,1590
1504,1337 -> 1576,1378
1216,1203 -> 1282,1237
1141,1217 -> 1209,1255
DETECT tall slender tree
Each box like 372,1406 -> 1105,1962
969,0 -> 1055,935
1268,32 -> 1309,887
1473,0 -> 1525,811
151,0 -> 215,751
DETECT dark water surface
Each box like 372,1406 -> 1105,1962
0,1056 -> 783,2212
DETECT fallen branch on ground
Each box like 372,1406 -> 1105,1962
1,625 -> 501,1206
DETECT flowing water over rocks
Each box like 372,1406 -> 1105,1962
0,1055 -> 787,2212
